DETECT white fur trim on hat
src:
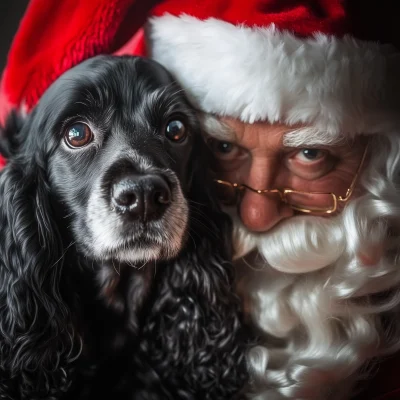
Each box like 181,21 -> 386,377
148,14 -> 400,135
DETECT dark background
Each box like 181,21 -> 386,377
0,0 -> 29,71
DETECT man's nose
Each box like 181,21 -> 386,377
239,190 -> 294,232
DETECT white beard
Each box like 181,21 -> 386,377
229,187 -> 400,399
232,213 -> 346,274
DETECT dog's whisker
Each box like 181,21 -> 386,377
163,143 -> 176,164
188,215 -> 219,239
63,211 -> 75,219
50,240 -> 76,269
187,228 -> 203,243
112,259 -> 120,275
187,231 -> 197,250
189,209 -> 213,223
137,259 -> 148,270
188,200 -> 207,207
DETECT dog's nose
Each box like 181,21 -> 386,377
112,174 -> 171,220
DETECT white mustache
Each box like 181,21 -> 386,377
232,215 -> 346,273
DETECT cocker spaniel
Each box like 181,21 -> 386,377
0,55 -> 248,399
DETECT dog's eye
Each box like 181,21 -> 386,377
65,123 -> 93,148
165,120 -> 186,143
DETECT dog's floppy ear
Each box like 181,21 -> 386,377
0,110 -> 26,160
0,112 -> 78,398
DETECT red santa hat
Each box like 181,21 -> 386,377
1,0 -> 400,138
143,0 -> 400,136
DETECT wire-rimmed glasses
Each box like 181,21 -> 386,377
214,144 -> 368,215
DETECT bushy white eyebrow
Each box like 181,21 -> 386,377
200,115 -> 349,148
283,127 -> 347,147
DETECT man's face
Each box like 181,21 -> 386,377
207,117 -> 367,233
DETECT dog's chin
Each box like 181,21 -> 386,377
110,244 -> 163,265
90,232 -> 186,264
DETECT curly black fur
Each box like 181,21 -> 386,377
0,55 -> 248,400
95,160 -> 249,400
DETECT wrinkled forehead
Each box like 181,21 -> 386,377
202,114 -> 355,148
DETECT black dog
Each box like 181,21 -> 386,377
0,55 -> 247,399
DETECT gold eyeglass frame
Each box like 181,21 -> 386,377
214,143 -> 369,215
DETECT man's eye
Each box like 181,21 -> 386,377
65,123 -> 93,148
286,148 -> 335,180
295,148 -> 326,162
216,141 -> 234,154
207,139 -> 241,160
